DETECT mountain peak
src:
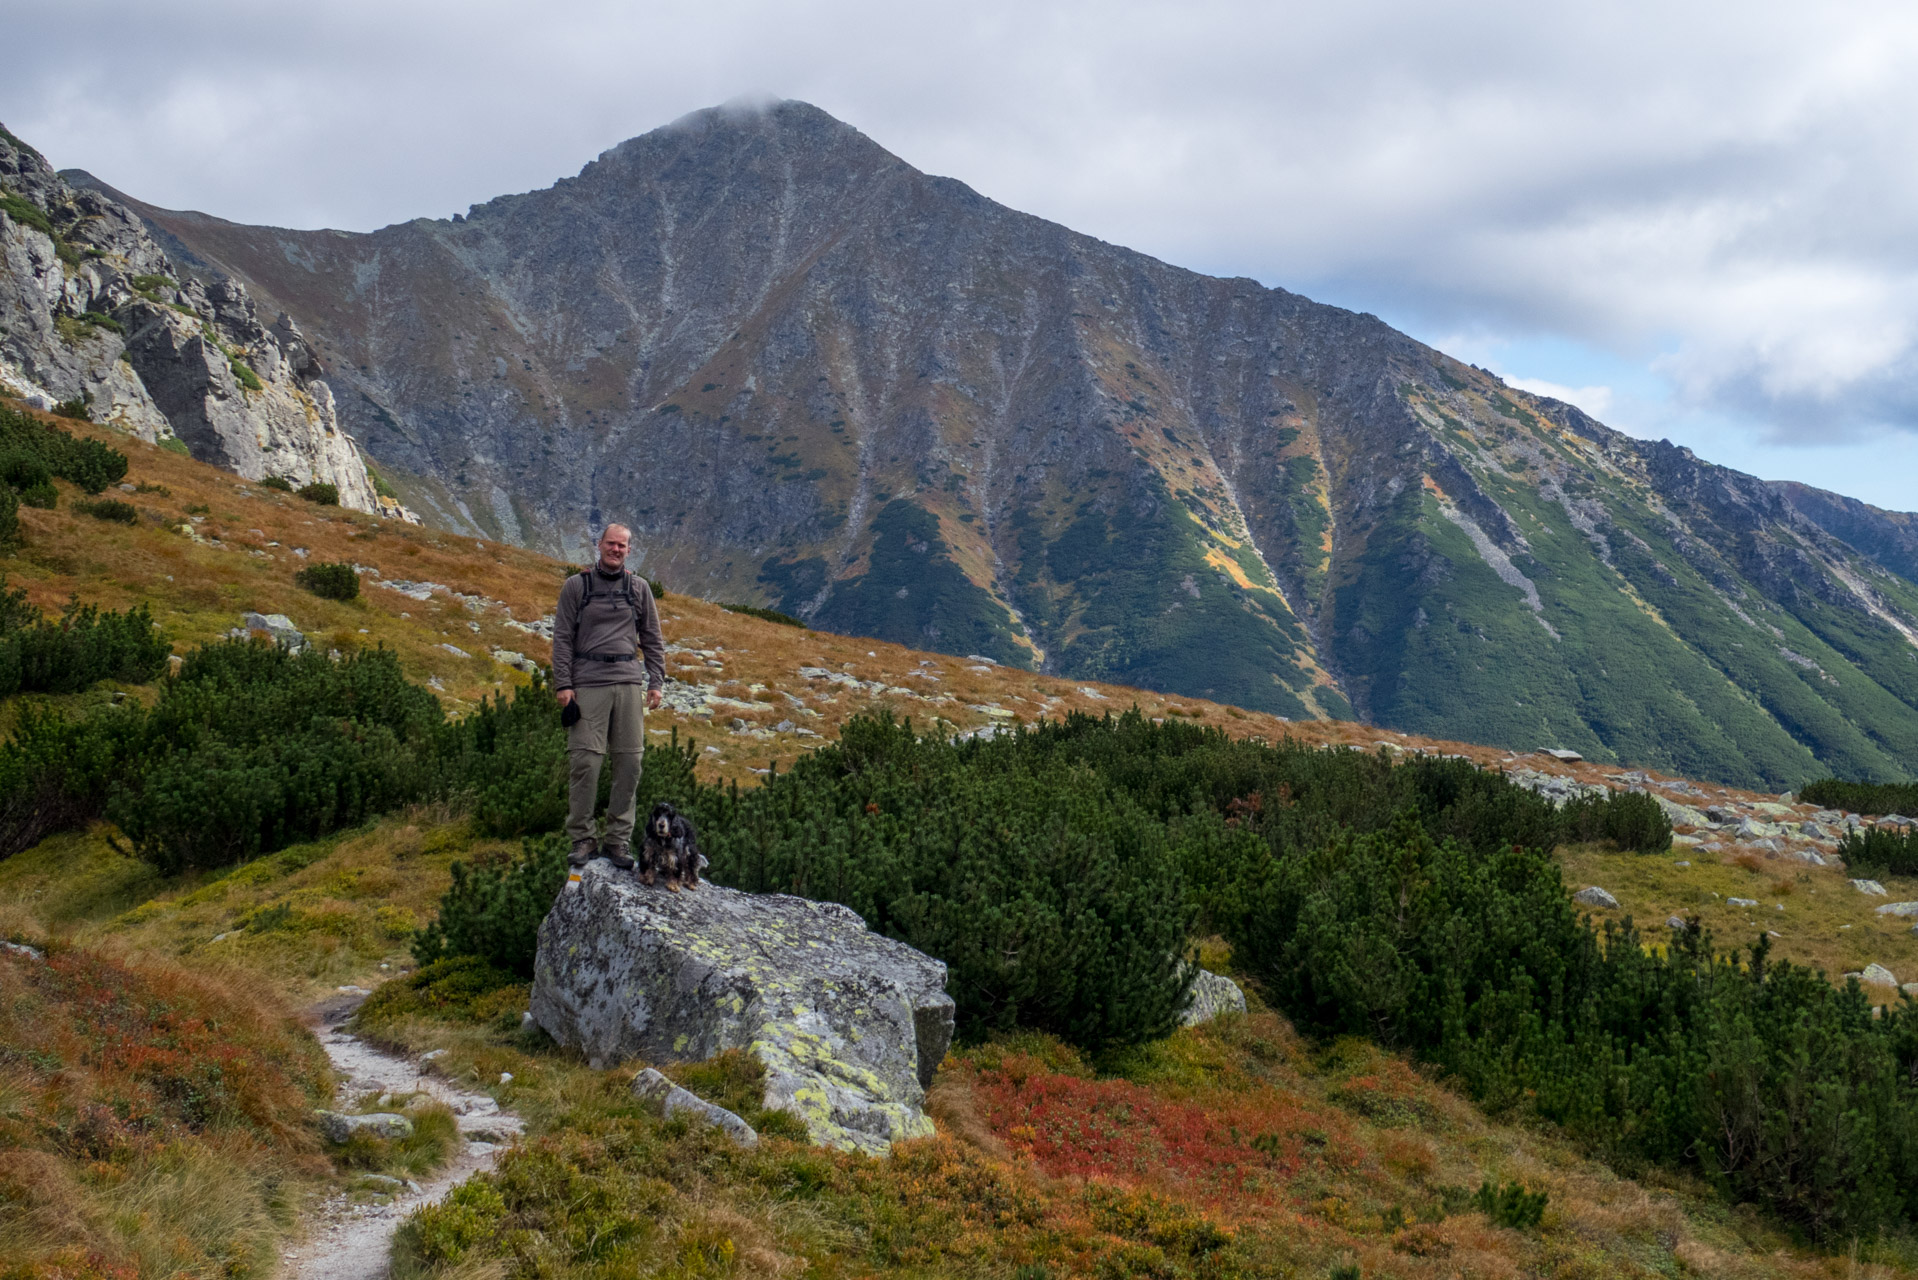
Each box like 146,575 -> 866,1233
63,108 -> 1918,789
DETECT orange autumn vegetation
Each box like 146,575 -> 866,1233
0,948 -> 329,1280
380,987 -> 1911,1279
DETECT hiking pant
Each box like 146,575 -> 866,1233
566,682 -> 645,849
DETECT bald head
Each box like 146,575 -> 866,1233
597,524 -> 631,573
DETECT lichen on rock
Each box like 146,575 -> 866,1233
532,864 -> 953,1155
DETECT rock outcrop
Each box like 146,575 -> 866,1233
532,863 -> 954,1155
0,123 -> 379,510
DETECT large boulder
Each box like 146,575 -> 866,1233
532,864 -> 954,1155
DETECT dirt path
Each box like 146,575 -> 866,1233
280,995 -> 524,1280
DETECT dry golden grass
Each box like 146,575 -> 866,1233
0,945 -> 330,1279
1558,840 -> 1918,990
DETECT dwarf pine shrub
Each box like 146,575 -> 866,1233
0,403 -> 126,493
720,601 -> 804,627
1802,776 -> 1918,816
1837,824 -> 1918,878
297,481 -> 338,505
0,582 -> 171,706
72,497 -> 136,524
1232,812 -> 1918,1237
696,713 -> 1197,1048
412,836 -> 568,978
107,642 -> 443,872
296,560 -> 360,600
1474,1180 -> 1548,1230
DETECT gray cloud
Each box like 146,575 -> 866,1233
6,0 -> 1917,451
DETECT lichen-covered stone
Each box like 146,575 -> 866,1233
631,1067 -> 757,1146
1179,968 -> 1245,1026
314,1110 -> 413,1143
532,864 -> 954,1155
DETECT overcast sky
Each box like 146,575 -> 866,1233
6,0 -> 1916,508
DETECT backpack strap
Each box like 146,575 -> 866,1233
576,568 -> 642,627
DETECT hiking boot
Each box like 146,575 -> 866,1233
600,842 -> 636,871
567,839 -> 597,868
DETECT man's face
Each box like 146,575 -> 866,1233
598,528 -> 630,570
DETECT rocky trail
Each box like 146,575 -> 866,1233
282,993 -> 524,1280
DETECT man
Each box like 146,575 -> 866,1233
552,523 -> 666,868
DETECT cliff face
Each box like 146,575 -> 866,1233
77,102 -> 1918,787
1772,481 -> 1918,590
0,126 -> 377,510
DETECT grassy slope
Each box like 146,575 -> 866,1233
5,396 -> 1917,1275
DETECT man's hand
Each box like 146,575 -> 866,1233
557,688 -> 575,708
647,687 -> 663,711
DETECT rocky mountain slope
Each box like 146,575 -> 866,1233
54,103 -> 1918,789
0,125 -> 379,510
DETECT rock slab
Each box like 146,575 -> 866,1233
533,864 -> 954,1155
631,1067 -> 758,1146
314,1110 -> 413,1144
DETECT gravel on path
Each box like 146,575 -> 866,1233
280,993 -> 524,1280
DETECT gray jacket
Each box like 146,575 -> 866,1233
552,567 -> 666,691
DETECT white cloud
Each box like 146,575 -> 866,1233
5,0 -> 1918,471
1505,379 -> 1615,423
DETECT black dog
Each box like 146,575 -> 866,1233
639,802 -> 703,891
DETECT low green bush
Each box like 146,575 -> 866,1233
1232,811 -> 1918,1238
0,403 -> 126,493
297,482 -> 339,505
296,560 -> 360,601
73,497 -> 136,524
699,713 -> 1196,1049
1802,777 -> 1918,816
107,642 -> 444,873
0,584 -> 171,712
412,836 -> 567,979
0,700 -> 145,859
1837,825 -> 1918,878
1561,787 -> 1672,853
51,398 -> 88,421
1474,1180 -> 1548,1230
1,450 -> 52,493
260,475 -> 293,492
